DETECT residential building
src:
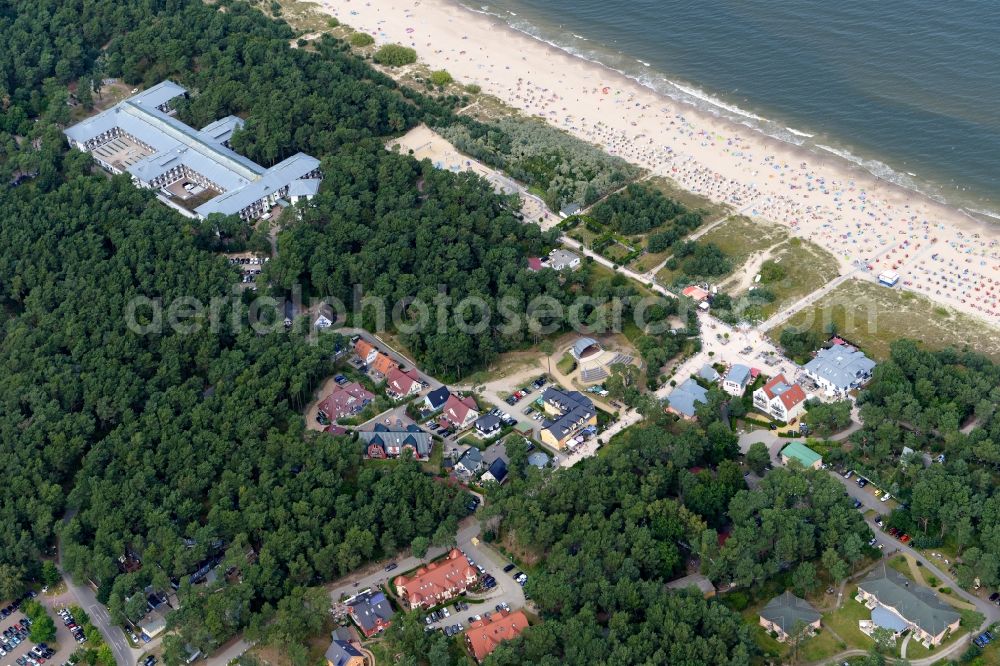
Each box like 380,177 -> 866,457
455,447 -> 484,475
857,562 -> 960,646
424,386 -> 451,411
318,383 -> 375,420
385,367 -> 421,399
354,339 -> 378,366
753,374 -> 808,422
547,249 -> 581,271
464,609 -> 529,662
526,257 -> 543,272
780,441 -> 822,470
474,414 -> 502,438
325,638 -> 365,666
443,394 -> 479,430
665,573 -> 716,599
63,81 -> 321,221
369,352 -> 399,377
346,590 -> 395,637
539,387 -> 597,449
722,364 -> 752,396
697,364 -> 721,384
139,612 -> 167,641
682,285 -> 710,302
666,378 -> 709,420
759,591 -> 821,642
312,304 -> 335,329
804,343 -> 876,397
359,424 -> 433,460
393,549 -> 478,610
481,458 -> 508,484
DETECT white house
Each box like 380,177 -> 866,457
804,344 -> 876,397
753,374 -> 807,422
722,364 -> 752,396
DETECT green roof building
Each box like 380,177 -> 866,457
781,441 -> 822,469
759,591 -> 821,641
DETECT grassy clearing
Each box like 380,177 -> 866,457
820,587 -> 873,651
696,216 -> 790,261
756,239 -> 841,318
798,626 -> 846,662
654,216 -> 790,286
771,279 -> 1000,362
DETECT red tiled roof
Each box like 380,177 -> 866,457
318,382 -> 375,419
527,257 -> 543,271
761,374 -> 789,399
355,339 -> 376,360
386,367 -> 420,395
682,285 -> 709,301
465,610 -> 529,662
394,549 -> 478,607
760,374 -> 806,410
778,384 -> 807,410
443,394 -> 478,427
370,352 -> 399,375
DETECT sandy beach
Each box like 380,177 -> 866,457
322,0 -> 1000,327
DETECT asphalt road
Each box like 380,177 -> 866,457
56,539 -> 138,666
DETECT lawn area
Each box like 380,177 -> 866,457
770,278 -> 1000,362
799,626 -> 847,662
821,587 -> 874,652
696,216 -> 790,263
421,442 -> 444,474
629,243 -> 672,273
755,239 -> 841,318
556,352 -> 577,375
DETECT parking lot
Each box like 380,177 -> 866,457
421,551 -> 529,638
0,593 -> 80,666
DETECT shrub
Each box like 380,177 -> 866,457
759,259 -> 787,283
727,592 -> 749,611
349,32 -> 375,47
464,83 -> 481,94
429,70 -> 453,86
327,17 -> 339,28
374,44 -> 417,67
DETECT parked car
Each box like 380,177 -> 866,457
384,562 -> 398,572
503,564 -> 515,573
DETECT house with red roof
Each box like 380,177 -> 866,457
385,367 -> 422,399
354,339 -> 378,365
318,382 -> 375,421
753,373 -> 808,422
442,394 -> 479,430
370,352 -> 399,377
464,610 -> 530,662
393,549 -> 478,610
527,257 -> 543,272
682,285 -> 710,302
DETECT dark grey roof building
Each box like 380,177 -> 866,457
759,591 -> 821,639
858,562 -> 960,643
324,638 -> 363,666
